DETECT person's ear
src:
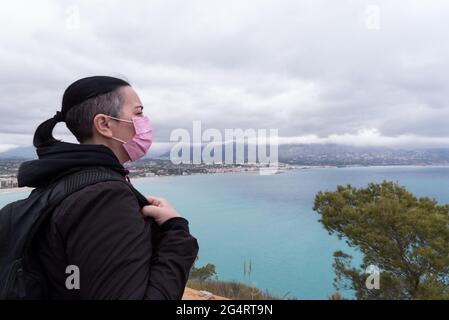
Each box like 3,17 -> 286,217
92,114 -> 114,138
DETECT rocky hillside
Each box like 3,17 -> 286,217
182,287 -> 229,300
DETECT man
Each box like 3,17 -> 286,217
17,76 -> 199,299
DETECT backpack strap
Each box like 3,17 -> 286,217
50,166 -> 150,208
26,166 -> 154,252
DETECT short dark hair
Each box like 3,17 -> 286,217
65,89 -> 124,143
32,76 -> 130,148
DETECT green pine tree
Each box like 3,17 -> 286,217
313,181 -> 449,300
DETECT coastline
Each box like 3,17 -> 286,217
0,165 -> 308,195
2,164 -> 449,196
128,164 -> 320,183
0,186 -> 33,195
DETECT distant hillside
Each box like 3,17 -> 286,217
3,143 -> 449,166
278,144 -> 449,166
0,145 -> 167,160
0,146 -> 37,159
160,143 -> 449,166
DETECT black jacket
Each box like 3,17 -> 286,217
17,142 -> 199,299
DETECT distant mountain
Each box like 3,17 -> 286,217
160,143 -> 449,166
278,144 -> 449,166
0,144 -> 168,160
0,146 -> 37,159
3,143 -> 449,166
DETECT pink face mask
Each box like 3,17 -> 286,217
108,115 -> 153,161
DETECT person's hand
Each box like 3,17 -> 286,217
141,196 -> 181,226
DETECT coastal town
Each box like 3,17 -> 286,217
3,144 -> 449,190
0,159 -> 21,189
0,158 -> 300,191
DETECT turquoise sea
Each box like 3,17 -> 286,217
2,166 -> 449,299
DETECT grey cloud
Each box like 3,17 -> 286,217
1,0 -> 449,149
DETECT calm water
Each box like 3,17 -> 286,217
2,166 -> 449,299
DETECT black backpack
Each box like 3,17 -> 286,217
0,166 -> 153,300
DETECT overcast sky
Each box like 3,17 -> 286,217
1,0 -> 449,152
